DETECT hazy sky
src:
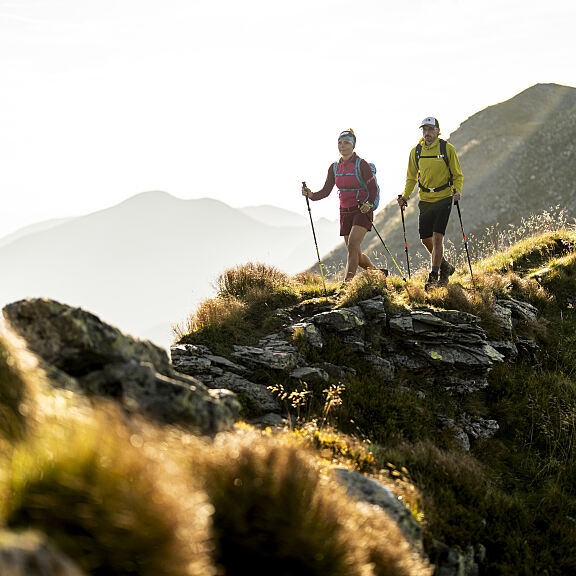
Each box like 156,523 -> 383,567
1,0 -> 574,236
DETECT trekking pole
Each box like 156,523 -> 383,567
303,182 -> 328,297
398,196 -> 411,279
454,199 -> 475,285
360,204 -> 407,282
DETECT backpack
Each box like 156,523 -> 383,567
415,138 -> 453,188
332,157 -> 380,210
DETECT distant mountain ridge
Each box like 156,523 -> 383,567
0,193 -> 338,349
320,83 -> 576,275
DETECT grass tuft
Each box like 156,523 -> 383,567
195,429 -> 432,576
1,407 -> 213,576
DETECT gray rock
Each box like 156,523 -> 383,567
290,366 -> 330,383
3,297 -> 171,376
288,321 -> 325,349
357,296 -> 388,321
171,343 -> 248,377
498,298 -> 539,322
212,372 -> 281,416
3,298 -> 241,434
389,315 -> 415,334
433,309 -> 480,325
317,362 -> 356,382
410,310 -> 455,332
493,303 -> 514,336
332,467 -> 424,554
0,530 -> 86,576
312,307 -> 365,332
232,345 -> 305,372
363,354 -> 395,380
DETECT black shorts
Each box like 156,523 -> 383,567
418,197 -> 453,239
340,207 -> 373,236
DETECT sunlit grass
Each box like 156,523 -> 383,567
194,428 -> 432,576
1,406 -> 213,576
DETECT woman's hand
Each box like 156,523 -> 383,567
301,183 -> 312,197
359,202 -> 373,214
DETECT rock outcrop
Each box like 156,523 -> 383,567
172,295 -> 537,450
2,298 -> 241,435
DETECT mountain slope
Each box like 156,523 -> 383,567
320,83 -> 576,276
0,192 -> 338,348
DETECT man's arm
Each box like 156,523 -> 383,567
401,147 -> 418,200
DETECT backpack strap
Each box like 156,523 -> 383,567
440,139 -> 453,186
415,143 -> 422,169
354,157 -> 370,204
415,138 -> 453,190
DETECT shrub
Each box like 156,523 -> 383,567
337,269 -> 390,308
196,430 -> 432,576
175,295 -> 251,353
336,374 -> 444,447
381,440 -> 490,548
217,262 -> 290,299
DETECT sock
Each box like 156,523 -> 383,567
431,266 -> 439,278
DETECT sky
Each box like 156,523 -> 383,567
1,0 -> 575,237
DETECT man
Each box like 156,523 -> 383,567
397,117 -> 463,289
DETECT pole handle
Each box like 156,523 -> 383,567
302,182 -> 311,210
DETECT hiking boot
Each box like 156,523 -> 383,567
439,260 -> 455,286
378,268 -> 389,277
425,273 -> 439,291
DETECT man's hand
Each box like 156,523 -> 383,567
397,195 -> 408,208
301,182 -> 312,197
452,190 -> 461,202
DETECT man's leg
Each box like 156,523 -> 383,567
421,232 -> 445,287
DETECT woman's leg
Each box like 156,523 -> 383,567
344,225 -> 371,280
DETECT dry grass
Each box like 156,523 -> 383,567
194,428 -> 432,576
1,404 -> 214,576
216,262 -> 290,299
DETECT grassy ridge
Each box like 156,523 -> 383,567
173,219 -> 576,574
1,214 -> 575,574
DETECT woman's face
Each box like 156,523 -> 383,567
338,138 -> 354,157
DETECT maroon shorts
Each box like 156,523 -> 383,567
339,207 -> 373,236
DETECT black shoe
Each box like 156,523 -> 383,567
378,268 -> 389,277
439,260 -> 455,286
425,273 -> 439,291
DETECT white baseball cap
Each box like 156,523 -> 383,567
419,116 -> 439,128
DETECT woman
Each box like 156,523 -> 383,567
302,129 -> 380,284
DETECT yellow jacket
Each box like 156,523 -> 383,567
402,137 -> 463,202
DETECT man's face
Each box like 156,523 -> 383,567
422,125 -> 439,145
